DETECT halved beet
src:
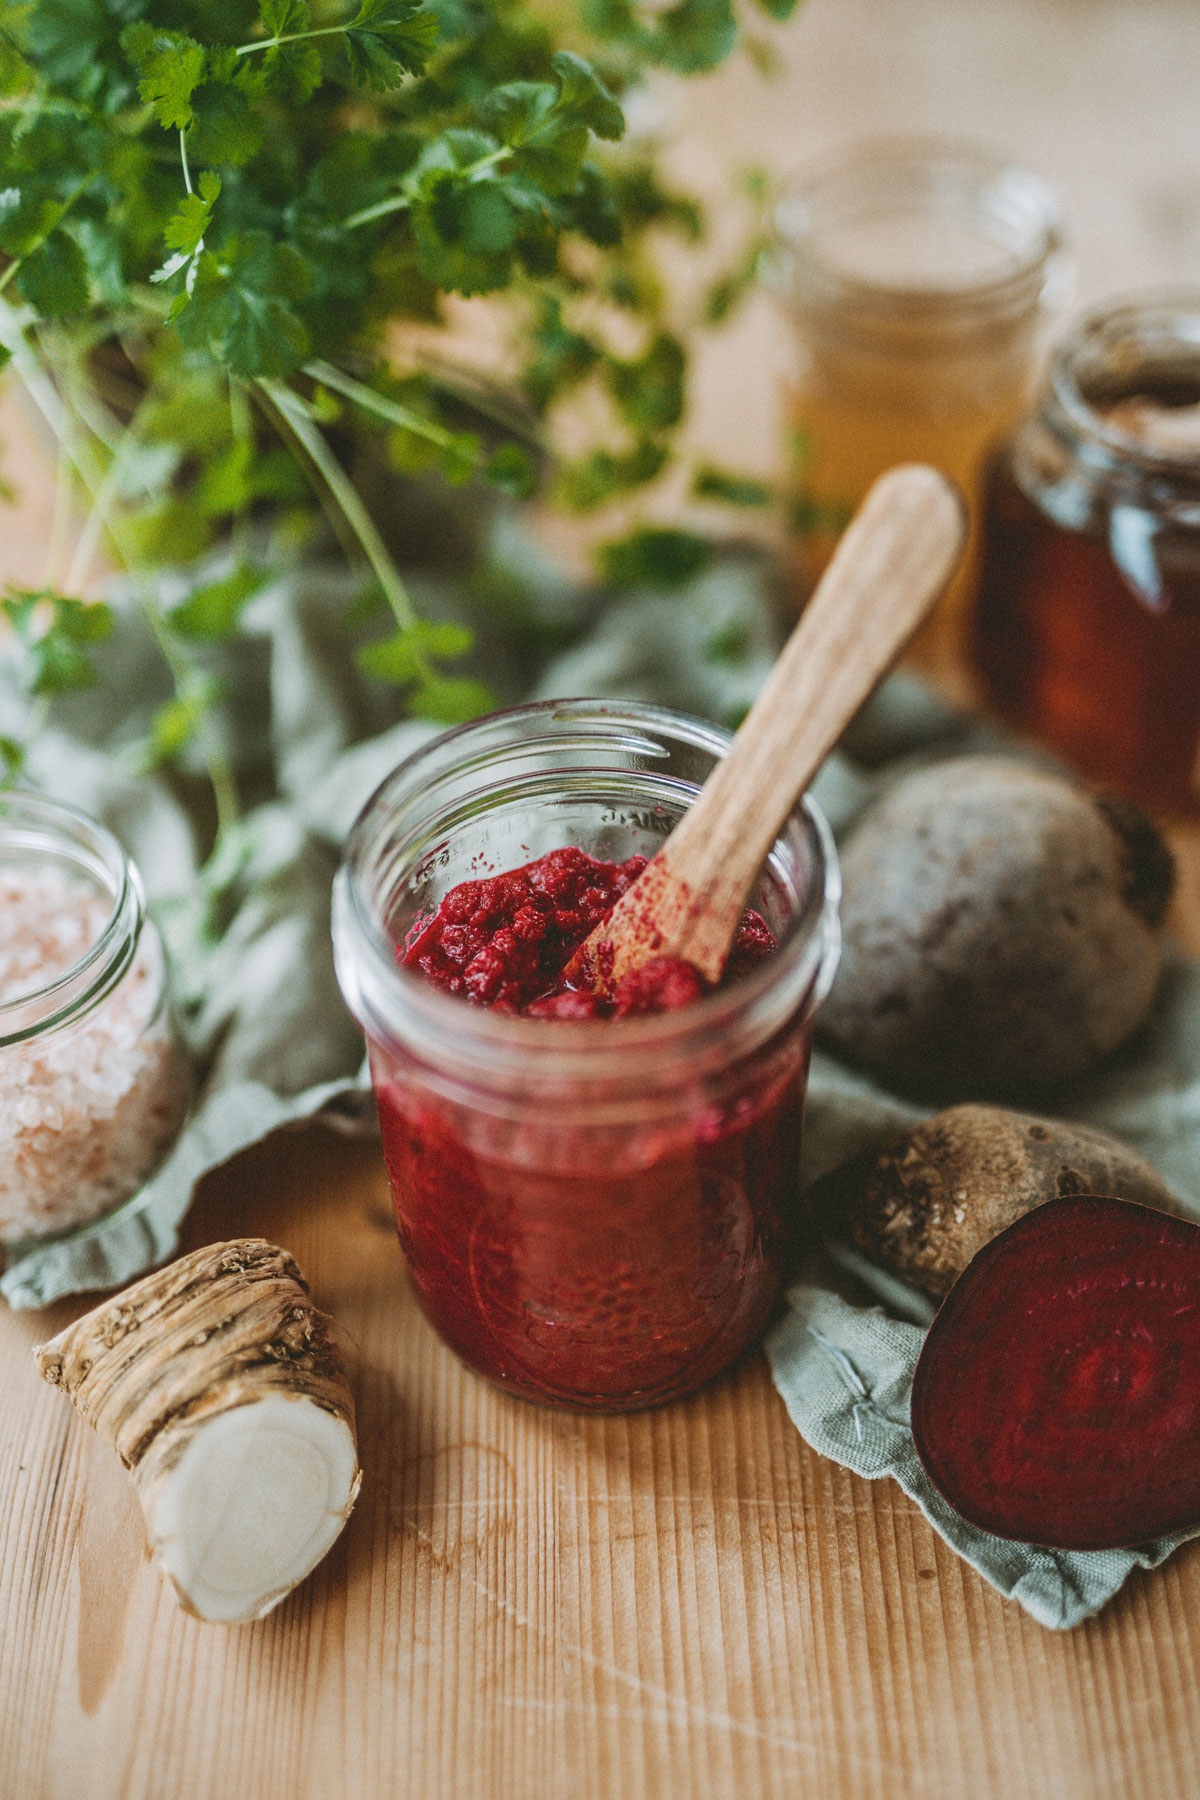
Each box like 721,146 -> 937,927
911,1194 -> 1200,1549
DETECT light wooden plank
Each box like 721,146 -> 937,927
5,1117 -> 1200,1800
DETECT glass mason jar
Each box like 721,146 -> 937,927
974,292 -> 1200,815
0,793 -> 192,1247
333,699 -> 841,1413
774,137 -> 1067,676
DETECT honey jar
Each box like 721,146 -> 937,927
974,293 -> 1200,814
774,138 -> 1067,676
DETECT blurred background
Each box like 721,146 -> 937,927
674,0 -> 1200,481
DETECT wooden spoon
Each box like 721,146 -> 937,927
566,463 -> 966,993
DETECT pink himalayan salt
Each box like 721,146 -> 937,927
0,864 -> 191,1245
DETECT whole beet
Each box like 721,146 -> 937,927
818,755 -> 1174,1099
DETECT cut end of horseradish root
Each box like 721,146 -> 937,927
146,1395 -> 362,1623
35,1238 -> 362,1623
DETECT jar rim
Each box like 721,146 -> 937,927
774,135 -> 1065,330
1048,289 -> 1200,473
333,698 -> 842,1088
0,791 -> 144,1046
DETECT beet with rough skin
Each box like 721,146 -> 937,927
911,1195 -> 1200,1549
818,756 -> 1174,1100
811,1103 -> 1179,1300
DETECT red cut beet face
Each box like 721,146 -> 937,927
910,1194 -> 1200,1550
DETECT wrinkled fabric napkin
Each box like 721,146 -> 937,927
4,521 -> 1199,1628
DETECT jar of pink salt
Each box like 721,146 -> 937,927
0,793 -> 191,1247
333,700 -> 841,1412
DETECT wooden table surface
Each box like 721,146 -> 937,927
5,6 -> 1200,1795
1,834 -> 1199,1800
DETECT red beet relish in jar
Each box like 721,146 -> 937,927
401,845 -> 778,1018
332,701 -> 841,1412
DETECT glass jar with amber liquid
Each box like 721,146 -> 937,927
775,139 -> 1067,678
975,294 -> 1200,815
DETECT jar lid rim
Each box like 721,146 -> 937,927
0,791 -> 144,1044
774,135 -> 1065,315
1049,289 -> 1200,471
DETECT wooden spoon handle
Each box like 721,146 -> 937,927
579,464 -> 966,988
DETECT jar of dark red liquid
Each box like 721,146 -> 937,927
974,293 -> 1200,813
332,699 -> 840,1412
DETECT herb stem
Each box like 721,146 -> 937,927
229,376 -> 254,562
233,22 -> 354,56
342,193 -> 411,230
179,128 -> 194,197
64,390 -> 152,593
343,147 -> 509,229
258,377 -> 420,639
43,437 -> 76,592
304,359 -> 456,450
0,178 -> 94,299
1,306 -> 242,849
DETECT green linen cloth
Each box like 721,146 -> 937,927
3,527 -> 1198,1629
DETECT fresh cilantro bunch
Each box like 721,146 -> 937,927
0,0 -> 792,840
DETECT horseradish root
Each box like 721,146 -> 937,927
35,1239 -> 361,1624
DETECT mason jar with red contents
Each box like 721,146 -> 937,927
333,699 -> 840,1412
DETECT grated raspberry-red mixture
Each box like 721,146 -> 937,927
402,846 -> 777,1016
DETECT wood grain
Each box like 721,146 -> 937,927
4,906 -> 1200,1800
6,0 -> 1200,1782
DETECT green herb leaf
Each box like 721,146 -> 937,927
247,2 -> 324,99
1,590 -> 114,695
549,52 -> 624,142
175,233 -> 312,377
706,618 -> 751,663
409,673 -> 494,723
692,464 -> 771,507
190,81 -> 264,168
170,565 -> 266,640
484,442 -> 538,499
260,0 -> 309,36
555,441 -> 667,511
162,170 -> 221,255
143,672 -> 222,768
16,225 -> 89,316
357,616 -> 474,682
0,736 -> 27,784
609,333 -> 685,434
599,527 -> 711,589
0,16 -> 31,98
523,300 -> 601,411
442,431 -> 481,485
411,169 -> 518,295
342,0 -> 438,91
651,0 -> 736,74
121,24 -> 207,129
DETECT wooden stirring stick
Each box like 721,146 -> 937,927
566,463 -> 966,993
